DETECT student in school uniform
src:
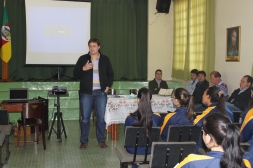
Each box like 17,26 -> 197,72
160,88 -> 194,141
194,86 -> 234,128
240,86 -> 253,154
176,113 -> 253,168
193,86 -> 234,152
124,87 -> 161,168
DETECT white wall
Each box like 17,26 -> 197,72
215,0 -> 253,94
147,0 -> 174,81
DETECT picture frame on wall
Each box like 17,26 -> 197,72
226,26 -> 240,61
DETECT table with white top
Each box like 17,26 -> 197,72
105,95 -> 175,140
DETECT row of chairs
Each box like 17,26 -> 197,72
116,124 -> 249,168
116,125 -> 201,168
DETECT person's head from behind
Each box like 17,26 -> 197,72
197,71 -> 206,82
134,88 -> 153,136
172,88 -> 194,121
137,87 -> 152,105
210,71 -> 222,85
202,86 -> 226,114
203,113 -> 243,168
155,69 -> 162,81
88,38 -> 100,56
240,75 -> 253,90
190,69 -> 198,81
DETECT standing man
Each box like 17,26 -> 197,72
73,38 -> 114,149
209,71 -> 228,96
148,69 -> 168,94
186,69 -> 199,95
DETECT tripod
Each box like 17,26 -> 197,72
48,92 -> 68,142
45,67 -> 73,81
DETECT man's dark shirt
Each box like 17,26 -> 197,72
193,79 -> 209,104
227,87 -> 252,111
148,79 -> 169,94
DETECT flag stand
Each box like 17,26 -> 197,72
0,60 -> 11,82
1,0 -> 12,82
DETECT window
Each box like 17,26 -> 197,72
172,0 -> 208,80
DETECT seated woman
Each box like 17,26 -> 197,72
176,113 -> 253,168
241,86 -> 253,154
160,88 -> 194,141
124,87 -> 161,165
194,86 -> 233,128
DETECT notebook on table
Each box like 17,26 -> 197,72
5,88 -> 29,103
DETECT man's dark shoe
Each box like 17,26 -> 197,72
98,141 -> 108,148
80,143 -> 87,149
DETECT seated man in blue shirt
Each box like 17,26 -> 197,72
186,69 -> 198,95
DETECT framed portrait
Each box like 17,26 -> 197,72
226,26 -> 241,61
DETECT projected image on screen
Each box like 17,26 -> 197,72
25,0 -> 91,65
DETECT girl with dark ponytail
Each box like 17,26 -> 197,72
176,113 -> 253,168
194,86 -> 234,128
124,87 -> 161,167
160,88 -> 194,141
240,86 -> 253,154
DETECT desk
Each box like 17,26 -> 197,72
105,95 -> 175,139
1,101 -> 24,112
1,100 -> 49,131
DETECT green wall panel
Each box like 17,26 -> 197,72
0,81 -> 182,122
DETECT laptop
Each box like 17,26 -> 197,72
5,88 -> 29,103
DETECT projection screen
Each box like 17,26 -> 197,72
25,0 -> 91,65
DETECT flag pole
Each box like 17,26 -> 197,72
1,61 -> 11,82
0,0 -> 11,82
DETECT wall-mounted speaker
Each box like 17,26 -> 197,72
156,0 -> 172,13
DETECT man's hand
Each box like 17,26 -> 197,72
82,60 -> 93,71
104,87 -> 109,93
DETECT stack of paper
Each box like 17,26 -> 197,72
158,89 -> 174,96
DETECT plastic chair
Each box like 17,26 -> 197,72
167,125 -> 201,143
17,102 -> 46,151
115,126 -> 161,168
139,142 -> 196,168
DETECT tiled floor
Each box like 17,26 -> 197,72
3,121 -> 125,168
